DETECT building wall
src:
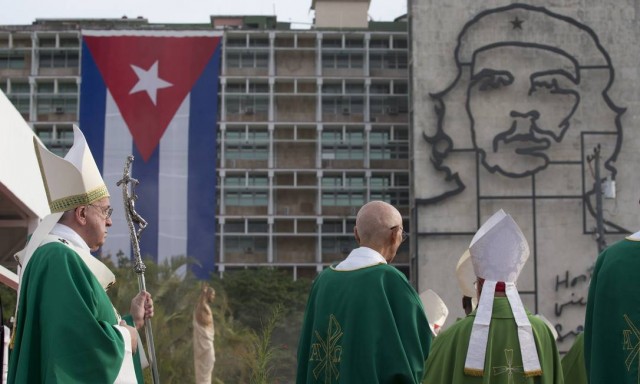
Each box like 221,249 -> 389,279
411,0 -> 640,352
314,1 -> 370,29
219,28 -> 411,277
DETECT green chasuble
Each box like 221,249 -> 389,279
584,236 -> 640,384
561,333 -> 586,384
8,241 -> 140,383
296,264 -> 432,384
423,297 -> 563,384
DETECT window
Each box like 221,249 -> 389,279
370,126 -> 409,160
8,95 -> 29,114
322,191 -> 364,207
322,83 -> 342,94
322,236 -> 356,254
224,236 -> 268,253
226,83 -> 245,93
393,81 -> 409,95
224,191 -> 268,206
248,37 -> 269,47
345,83 -> 364,94
369,38 -> 390,49
346,175 -> 365,187
39,50 -> 79,68
370,173 -> 409,208
0,53 -> 25,69
322,38 -> 342,48
369,96 -> 408,115
36,95 -> 77,114
59,37 -> 79,48
247,220 -> 268,233
393,38 -> 408,49
226,38 -> 246,47
248,175 -> 268,186
224,174 -> 268,187
322,174 -> 364,189
225,143 -> 268,160
322,52 -> 364,69
369,52 -> 408,69
226,52 -> 268,68
322,175 -> 342,188
38,37 -> 56,48
10,82 -> 29,94
370,83 -> 391,94
225,220 -> 245,233
225,95 -> 269,115
370,174 -> 391,188
322,127 -> 365,160
225,127 -> 269,160
58,82 -> 78,94
248,82 -> 269,93
370,190 -> 409,207
37,82 -> 54,94
322,220 -> 343,234
345,38 -> 364,48
322,96 -> 364,115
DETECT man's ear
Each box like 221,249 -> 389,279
75,206 -> 87,224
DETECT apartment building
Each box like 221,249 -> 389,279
0,0 -> 410,279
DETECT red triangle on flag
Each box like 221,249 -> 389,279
84,34 -> 220,161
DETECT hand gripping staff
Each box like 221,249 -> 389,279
117,155 -> 160,383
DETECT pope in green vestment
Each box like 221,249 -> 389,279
296,258 -> 431,383
8,239 -> 143,383
423,297 -> 564,383
561,332 -> 586,384
584,233 -> 640,383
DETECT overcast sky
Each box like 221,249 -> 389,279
0,0 -> 407,29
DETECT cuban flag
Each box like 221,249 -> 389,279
79,31 -> 221,279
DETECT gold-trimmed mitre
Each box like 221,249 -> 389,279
33,125 -> 109,213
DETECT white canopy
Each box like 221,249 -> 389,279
0,90 -> 49,281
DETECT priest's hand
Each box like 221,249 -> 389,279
120,321 -> 138,354
130,290 -> 154,329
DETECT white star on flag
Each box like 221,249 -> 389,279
129,60 -> 173,105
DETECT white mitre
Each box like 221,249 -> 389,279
20,125 -> 109,270
419,289 -> 449,337
456,249 -> 477,299
463,209 -> 541,377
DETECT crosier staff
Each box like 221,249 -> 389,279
117,155 -> 160,383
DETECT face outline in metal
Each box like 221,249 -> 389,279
466,44 -> 581,177
422,3 -> 625,204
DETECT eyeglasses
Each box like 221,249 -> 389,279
88,204 -> 113,220
390,225 -> 408,243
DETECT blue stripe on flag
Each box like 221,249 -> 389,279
188,44 -> 221,279
133,146 -> 160,263
79,40 -> 106,172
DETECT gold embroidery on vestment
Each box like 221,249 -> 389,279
493,349 -> 524,384
309,314 -> 343,383
622,314 -> 640,384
